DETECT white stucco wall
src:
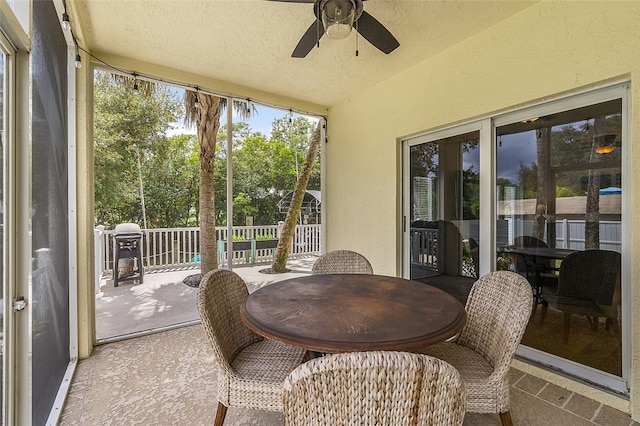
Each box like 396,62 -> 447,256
325,0 -> 640,417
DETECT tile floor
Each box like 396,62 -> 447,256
59,325 -> 637,426
80,258 -> 636,425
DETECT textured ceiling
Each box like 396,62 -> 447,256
71,0 -> 536,108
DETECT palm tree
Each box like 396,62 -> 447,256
184,91 -> 223,276
110,74 -> 252,281
112,74 -> 318,277
584,116 -> 607,249
184,91 -> 254,279
533,127 -> 551,240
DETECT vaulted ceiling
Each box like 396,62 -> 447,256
70,0 -> 536,108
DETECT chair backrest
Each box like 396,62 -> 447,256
455,271 -> 533,375
557,250 -> 621,305
283,351 -> 466,426
514,235 -> 554,270
514,235 -> 548,249
311,250 -> 374,275
197,269 -> 262,372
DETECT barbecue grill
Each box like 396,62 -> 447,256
113,223 -> 144,287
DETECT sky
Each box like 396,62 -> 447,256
497,131 -> 538,184
166,87 -> 318,139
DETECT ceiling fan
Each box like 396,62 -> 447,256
268,0 -> 400,58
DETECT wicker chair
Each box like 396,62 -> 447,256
283,351 -> 466,426
311,250 -> 374,274
420,271 -> 533,426
197,269 -> 308,426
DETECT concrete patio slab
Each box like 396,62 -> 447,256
95,256 -> 318,342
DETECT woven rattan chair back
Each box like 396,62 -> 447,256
455,270 -> 533,382
311,250 -> 374,275
197,269 -> 308,426
197,269 -> 262,369
283,351 -> 466,426
419,271 -> 533,425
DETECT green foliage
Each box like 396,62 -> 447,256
508,113 -> 622,200
517,162 -> 538,199
232,192 -> 259,224
215,117 -> 320,226
462,165 -> 480,219
256,234 -> 275,240
142,134 -> 199,227
94,71 -> 187,227
556,186 -> 580,198
496,255 -> 512,271
94,70 -> 320,229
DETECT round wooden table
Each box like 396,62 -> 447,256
240,274 -> 466,353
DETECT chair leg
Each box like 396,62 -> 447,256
214,402 -> 228,426
499,411 -> 513,426
609,317 -> 622,345
540,302 -> 548,324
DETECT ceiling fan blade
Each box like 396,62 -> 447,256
356,10 -> 399,54
264,0 -> 315,2
292,20 -> 325,58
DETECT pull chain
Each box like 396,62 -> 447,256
355,19 -> 359,56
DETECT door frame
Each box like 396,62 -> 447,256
401,119 -> 488,279
401,82 -> 630,395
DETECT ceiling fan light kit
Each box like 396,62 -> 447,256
268,0 -> 399,58
321,0 -> 356,39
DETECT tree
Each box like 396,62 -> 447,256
184,91 -> 223,276
533,127 -> 551,239
94,71 -> 183,227
271,116 -> 321,189
215,118 -> 320,226
232,192 -> 258,225
184,91 -> 254,278
584,116 -> 606,249
271,122 -> 322,273
142,134 -> 199,227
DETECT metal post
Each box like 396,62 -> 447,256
136,147 -> 148,230
94,225 -> 105,294
226,98 -> 233,270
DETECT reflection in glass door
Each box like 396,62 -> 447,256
406,131 -> 480,302
495,98 -> 625,391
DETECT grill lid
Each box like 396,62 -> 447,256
114,223 -> 142,236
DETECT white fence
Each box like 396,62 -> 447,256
409,219 -> 622,273
511,219 -> 622,252
95,224 -> 322,282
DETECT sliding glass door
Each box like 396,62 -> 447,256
495,92 -> 628,393
403,83 -> 629,394
404,125 -> 480,302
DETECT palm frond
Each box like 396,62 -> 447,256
110,74 -> 155,97
184,91 -> 257,130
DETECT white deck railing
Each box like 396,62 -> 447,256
94,224 -> 321,284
